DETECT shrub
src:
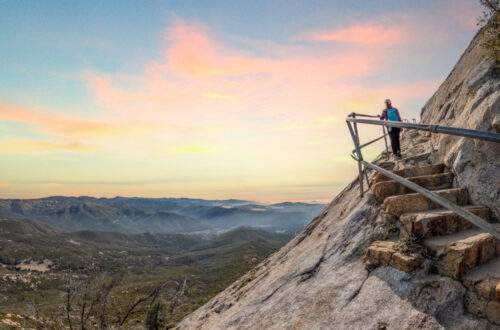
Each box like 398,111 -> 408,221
478,0 -> 500,65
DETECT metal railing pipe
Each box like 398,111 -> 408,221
348,112 -> 379,118
346,118 -> 500,143
382,126 -> 389,159
351,133 -> 388,156
346,120 -> 365,197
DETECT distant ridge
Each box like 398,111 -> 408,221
0,196 -> 325,235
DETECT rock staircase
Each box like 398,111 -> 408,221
364,162 -> 500,324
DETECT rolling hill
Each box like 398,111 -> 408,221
0,216 -> 294,328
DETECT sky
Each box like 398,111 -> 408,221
0,0 -> 482,202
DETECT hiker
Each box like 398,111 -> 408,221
379,99 -> 402,157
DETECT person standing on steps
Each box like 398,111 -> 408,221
379,99 -> 402,157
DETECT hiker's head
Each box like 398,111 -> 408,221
385,99 -> 392,108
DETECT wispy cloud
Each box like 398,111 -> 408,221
273,124 -> 310,131
316,116 -> 339,123
202,92 -> 234,100
86,22 -> 386,123
0,139 -> 92,154
164,24 -> 269,77
0,3 -> 480,200
310,24 -> 407,46
0,20 -> 442,159
0,100 -> 159,138
172,144 -> 227,154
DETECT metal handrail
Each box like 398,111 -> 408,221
345,112 -> 500,240
351,133 -> 389,156
346,113 -> 391,195
348,112 -> 379,118
347,117 -> 500,143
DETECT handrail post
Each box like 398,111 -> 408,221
382,126 -> 389,159
347,115 -> 364,197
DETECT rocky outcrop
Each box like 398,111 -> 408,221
176,31 -> 500,329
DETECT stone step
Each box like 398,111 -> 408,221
372,172 -> 454,200
382,188 -> 467,217
463,257 -> 500,301
371,163 -> 445,186
462,257 -> 500,324
423,226 -> 500,279
375,161 -> 395,170
398,151 -> 432,164
364,241 -> 423,272
400,205 -> 490,238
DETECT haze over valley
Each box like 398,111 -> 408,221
0,196 -> 324,235
0,196 -> 322,327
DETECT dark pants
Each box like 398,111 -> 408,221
388,128 -> 401,154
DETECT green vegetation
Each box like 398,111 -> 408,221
0,196 -> 311,328
479,0 -> 500,64
0,219 -> 292,329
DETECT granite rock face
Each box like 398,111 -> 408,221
177,184 -> 486,330
176,32 -> 500,329
420,32 -> 500,221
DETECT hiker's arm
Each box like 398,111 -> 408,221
379,110 -> 387,120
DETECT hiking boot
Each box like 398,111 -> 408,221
395,151 -> 402,158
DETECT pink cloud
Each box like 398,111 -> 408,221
164,24 -> 269,77
0,100 -> 161,138
2,22 -> 442,158
311,24 -> 407,46
85,23 -> 386,126
0,139 -> 91,154
1,3 -> 483,200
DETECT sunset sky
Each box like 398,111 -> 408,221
0,1 -> 481,202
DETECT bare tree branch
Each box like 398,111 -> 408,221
119,281 -> 169,327
65,278 -> 75,330
99,274 -> 123,329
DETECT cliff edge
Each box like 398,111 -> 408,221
176,32 -> 500,330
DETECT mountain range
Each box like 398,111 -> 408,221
0,196 -> 325,235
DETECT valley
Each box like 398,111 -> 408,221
0,197 -> 322,328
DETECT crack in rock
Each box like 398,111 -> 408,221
261,281 -> 288,303
297,255 -> 325,283
340,272 -> 370,311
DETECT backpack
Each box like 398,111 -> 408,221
387,108 -> 398,121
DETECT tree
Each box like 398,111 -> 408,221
145,301 -> 166,330
119,281 -> 168,327
119,275 -> 193,328
478,0 -> 500,65
54,270 -> 195,329
60,270 -> 123,329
